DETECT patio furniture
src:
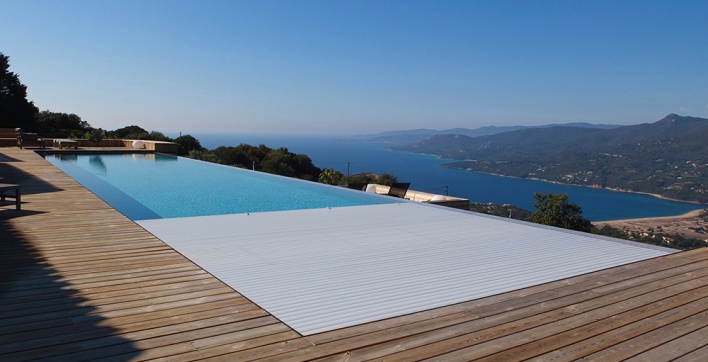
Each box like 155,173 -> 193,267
54,139 -> 78,149
0,183 -> 21,210
387,182 -> 410,198
0,128 -> 17,147
347,182 -> 367,191
16,128 -> 45,149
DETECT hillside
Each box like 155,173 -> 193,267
396,114 -> 708,203
355,123 -> 619,144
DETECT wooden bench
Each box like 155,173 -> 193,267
0,128 -> 18,147
16,128 -> 45,149
0,183 -> 21,210
53,139 -> 78,149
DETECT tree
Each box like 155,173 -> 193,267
376,172 -> 398,186
318,167 -> 344,185
261,150 -> 296,177
527,193 -> 593,232
260,147 -> 321,180
106,125 -> 148,139
174,135 -> 202,156
188,149 -> 219,163
143,131 -> 171,141
34,110 -> 91,137
0,52 -> 38,129
87,128 -> 105,143
346,173 -> 377,185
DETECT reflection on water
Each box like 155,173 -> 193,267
58,153 -> 78,161
89,156 -> 107,175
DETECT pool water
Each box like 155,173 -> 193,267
44,153 -> 398,220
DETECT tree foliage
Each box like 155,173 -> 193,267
343,172 -> 398,186
376,172 -> 398,186
174,135 -> 202,155
345,173 -> 377,185
34,110 -> 91,137
187,144 -> 321,180
260,147 -> 321,180
105,125 -> 149,139
0,52 -> 38,129
318,167 -> 344,185
188,149 -> 219,163
527,193 -> 593,232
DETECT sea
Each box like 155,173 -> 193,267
194,133 -> 707,222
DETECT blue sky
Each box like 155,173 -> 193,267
2,0 -> 707,136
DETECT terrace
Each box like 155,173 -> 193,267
1,147 -> 707,361
0,128 -> 178,154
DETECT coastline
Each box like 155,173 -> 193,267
196,137 -> 704,222
594,208 -> 706,224
594,208 -> 708,241
437,163 -> 707,206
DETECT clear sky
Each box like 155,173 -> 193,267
2,0 -> 707,136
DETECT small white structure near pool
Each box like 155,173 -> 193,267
138,202 -> 675,336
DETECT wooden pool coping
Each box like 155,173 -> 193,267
1,147 -> 707,361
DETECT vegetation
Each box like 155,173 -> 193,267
594,224 -> 706,250
526,193 -> 593,232
397,114 -> 708,203
33,110 -> 92,137
0,52 -> 39,129
342,172 -> 398,186
187,144 -> 322,181
467,198 -> 705,250
469,202 -> 532,221
318,167 -> 344,185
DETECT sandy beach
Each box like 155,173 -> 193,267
595,209 -> 708,241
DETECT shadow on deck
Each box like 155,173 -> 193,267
0,150 -> 141,360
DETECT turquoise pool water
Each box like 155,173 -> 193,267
44,153 -> 397,220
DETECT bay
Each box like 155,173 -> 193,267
195,133 -> 707,221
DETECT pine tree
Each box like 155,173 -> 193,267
527,192 -> 593,232
0,52 -> 38,129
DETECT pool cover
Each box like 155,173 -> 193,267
138,202 -> 675,335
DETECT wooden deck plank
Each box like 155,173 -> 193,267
0,307 -> 269,356
523,296 -> 708,361
35,318 -> 290,361
672,343 -> 708,362
625,324 -> 708,361
312,278 -> 708,362
472,285 -> 708,361
1,281 -> 231,318
1,296 -> 260,346
323,273 -> 707,361
577,311 -> 708,361
176,331 -> 304,361
1,148 -> 707,361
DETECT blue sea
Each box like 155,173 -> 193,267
194,134 -> 707,221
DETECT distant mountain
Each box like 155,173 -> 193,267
354,123 -> 620,145
395,114 -> 708,203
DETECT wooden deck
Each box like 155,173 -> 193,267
1,148 -> 706,361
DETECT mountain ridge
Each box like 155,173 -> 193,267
353,123 -> 621,144
395,114 -> 708,203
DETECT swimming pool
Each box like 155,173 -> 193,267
43,152 -> 676,336
44,153 -> 398,220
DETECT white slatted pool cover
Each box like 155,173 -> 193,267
138,203 -> 675,336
